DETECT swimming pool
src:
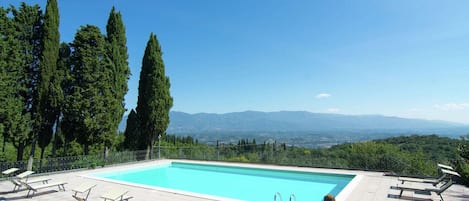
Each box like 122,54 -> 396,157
93,162 -> 355,201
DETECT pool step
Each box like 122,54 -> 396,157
274,192 -> 283,201
273,192 -> 296,201
289,193 -> 297,201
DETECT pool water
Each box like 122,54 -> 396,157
94,162 -> 354,201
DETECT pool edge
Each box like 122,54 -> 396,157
82,159 -> 359,201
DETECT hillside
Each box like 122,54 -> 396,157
119,111 -> 469,136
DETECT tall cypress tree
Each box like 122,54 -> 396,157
105,7 -> 130,156
51,42 -> 70,157
34,0 -> 60,166
123,109 -> 143,150
136,33 -> 173,159
65,25 -> 113,155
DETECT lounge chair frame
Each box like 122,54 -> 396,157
398,164 -> 460,186
72,183 -> 97,201
397,179 -> 453,201
9,170 -> 51,192
100,189 -> 133,201
20,180 -> 67,198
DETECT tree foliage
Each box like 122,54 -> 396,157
65,25 -> 114,155
123,109 -> 143,150
36,0 -> 61,164
136,33 -> 173,159
0,6 -> 32,160
104,7 -> 130,155
56,42 -> 73,155
4,3 -> 43,161
0,2 -> 135,161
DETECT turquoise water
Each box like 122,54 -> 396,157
94,162 -> 354,201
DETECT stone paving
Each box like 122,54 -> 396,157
0,160 -> 467,201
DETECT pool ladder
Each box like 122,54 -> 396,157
274,192 -> 297,201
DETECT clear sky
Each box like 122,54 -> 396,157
3,0 -> 469,124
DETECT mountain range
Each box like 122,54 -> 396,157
119,111 -> 469,135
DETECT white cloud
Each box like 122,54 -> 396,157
433,103 -> 469,111
326,108 -> 340,113
409,108 -> 422,112
316,93 -> 331,99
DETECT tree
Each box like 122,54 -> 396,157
0,6 -> 9,152
34,0 -> 60,167
123,109 -> 143,150
0,6 -> 32,160
104,7 -> 130,157
136,33 -> 173,159
10,3 -> 42,161
65,25 -> 113,155
51,42 -> 70,157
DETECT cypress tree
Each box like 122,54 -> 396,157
51,42 -> 70,157
136,33 -> 173,159
123,109 -> 143,150
34,0 -> 60,167
105,7 -> 130,156
65,25 -> 113,155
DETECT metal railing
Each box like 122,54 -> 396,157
0,150 -> 149,178
158,146 -> 440,177
0,145 -> 442,179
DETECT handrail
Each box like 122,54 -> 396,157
274,192 -> 283,201
289,193 -> 296,201
0,146 -> 439,178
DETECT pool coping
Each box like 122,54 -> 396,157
82,159 -> 361,201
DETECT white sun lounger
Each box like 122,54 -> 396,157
20,180 -> 67,198
398,174 -> 446,186
440,168 -> 460,177
437,163 -> 454,170
100,189 -> 133,201
398,164 -> 459,186
72,183 -> 97,201
2,167 -> 19,175
9,170 -> 51,191
396,179 -> 454,200
16,170 -> 34,179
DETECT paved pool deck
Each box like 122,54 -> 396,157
0,159 -> 467,201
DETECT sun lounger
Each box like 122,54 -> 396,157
440,168 -> 460,177
100,189 -> 133,201
398,174 -> 446,186
395,179 -> 454,200
9,170 -> 51,191
2,168 -> 19,189
10,171 -> 34,191
437,163 -> 454,170
72,183 -> 96,201
16,170 -> 34,179
20,180 -> 67,198
398,164 -> 460,186
2,167 -> 19,176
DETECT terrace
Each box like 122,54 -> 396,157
0,157 -> 468,201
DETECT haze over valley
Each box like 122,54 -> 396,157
120,111 -> 469,148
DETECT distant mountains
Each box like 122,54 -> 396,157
119,111 -> 469,135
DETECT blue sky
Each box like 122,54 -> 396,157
3,1 -> 469,124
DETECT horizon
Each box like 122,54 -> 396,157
168,110 -> 469,125
3,0 -> 469,124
